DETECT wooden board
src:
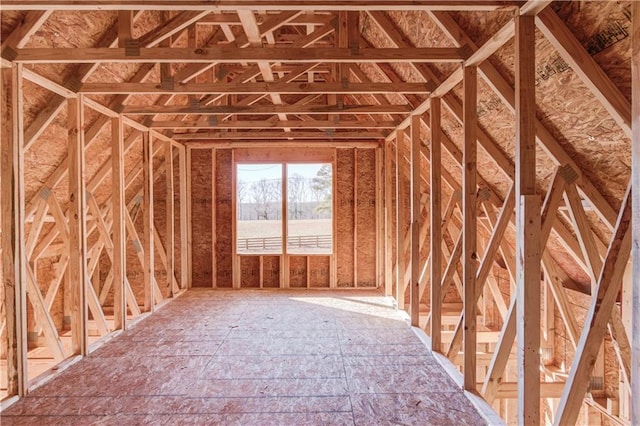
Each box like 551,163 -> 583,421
190,149 -> 212,287
355,149 -> 377,288
308,256 -> 330,288
215,149 -> 233,288
336,149 -> 355,288
288,256 -> 307,288
262,256 -> 280,289
239,256 -> 260,288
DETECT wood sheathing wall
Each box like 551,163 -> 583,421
189,147 -> 378,288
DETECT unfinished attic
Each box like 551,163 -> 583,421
0,1 -> 639,424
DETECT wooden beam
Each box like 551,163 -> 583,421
67,95 -> 88,356
186,147 -> 193,289
1,65 -> 28,397
142,132 -> 155,311
409,114 -> 421,326
11,47 -> 470,64
563,183 -> 602,289
384,139 -> 393,297
183,140 -> 380,149
179,146 -> 188,290
429,97 -> 442,352
1,11 -> 51,51
465,19 -> 514,67
173,131 -> 387,140
462,64 -> 477,393
555,183 -> 632,425
138,11 -> 211,48
514,14 -> 540,425
165,139 -> 175,296
151,119 -> 399,130
80,81 -> 436,95
395,130 -> 406,309
430,10 -> 617,230
123,104 -> 412,115
111,116 -> 126,330
117,10 -> 133,47
212,148 -> 217,288
535,8 -> 631,138
632,2 -> 640,424
0,1 -> 512,12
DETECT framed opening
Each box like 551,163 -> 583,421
235,162 -> 333,255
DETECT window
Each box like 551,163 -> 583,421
236,163 -> 332,255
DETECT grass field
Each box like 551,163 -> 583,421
237,219 -> 332,254
237,218 -> 331,238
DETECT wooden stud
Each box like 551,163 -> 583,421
515,14 -> 540,425
178,146 -> 188,290
631,5 -> 640,424
165,139 -> 175,296
1,64 -> 28,397
142,131 -> 155,311
282,162 -> 288,289
430,97 -> 442,351
353,148 -> 358,287
111,116 -> 126,330
375,146 -> 383,288
462,64 -> 477,392
409,115 -> 421,326
395,129 -> 406,309
212,148 -> 217,288
186,147 -> 193,289
331,150 -> 337,288
67,94 -> 88,356
384,140 -> 393,296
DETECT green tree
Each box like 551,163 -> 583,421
311,164 -> 332,216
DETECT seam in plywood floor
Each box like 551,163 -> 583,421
1,289 -> 490,425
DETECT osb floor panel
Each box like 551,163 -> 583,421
1,289 -> 487,425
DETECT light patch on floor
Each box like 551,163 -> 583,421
1,289 -> 487,425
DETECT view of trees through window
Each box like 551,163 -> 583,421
236,163 -> 332,254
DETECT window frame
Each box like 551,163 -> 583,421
233,149 -> 335,258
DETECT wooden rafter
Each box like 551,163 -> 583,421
9,47 -> 470,64
1,1 -> 513,11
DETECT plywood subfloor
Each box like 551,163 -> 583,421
1,289 -> 487,425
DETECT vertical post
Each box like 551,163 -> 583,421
281,162 -> 288,289
111,116 -> 126,330
409,115 -> 421,326
395,129 -> 406,309
631,3 -> 640,425
68,94 -> 88,356
212,148 -> 217,288
1,64 -> 27,396
165,140 -> 175,296
430,97 -> 442,352
142,131 -> 154,311
331,152 -> 337,288
186,147 -> 193,289
515,13 -> 541,425
179,146 -> 188,290
353,148 -> 358,287
384,140 -> 393,297
375,146 -> 383,288
462,64 -> 477,392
